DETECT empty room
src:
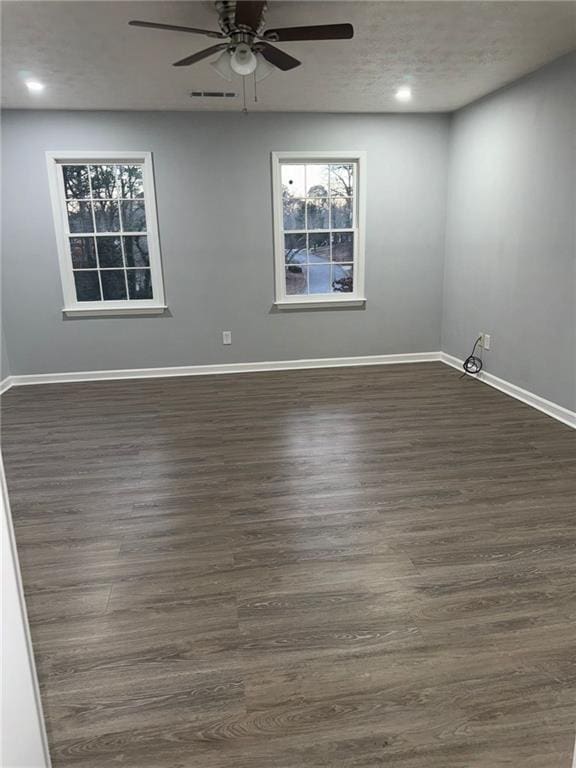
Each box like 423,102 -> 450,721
1,1 -> 575,766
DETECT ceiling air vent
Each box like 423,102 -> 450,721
190,91 -> 237,98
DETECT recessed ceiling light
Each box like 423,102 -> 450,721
395,86 -> 412,102
25,80 -> 45,93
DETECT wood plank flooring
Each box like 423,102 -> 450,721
2,362 -> 575,767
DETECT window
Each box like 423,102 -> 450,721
271,151 -> 366,308
46,152 -> 165,316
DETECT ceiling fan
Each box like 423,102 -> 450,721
129,1 -> 353,81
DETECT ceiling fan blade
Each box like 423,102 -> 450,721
258,42 -> 301,71
235,1 -> 266,30
264,23 -> 354,42
129,20 -> 224,39
173,43 -> 229,67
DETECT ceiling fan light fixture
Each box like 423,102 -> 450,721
211,50 -> 234,81
230,43 -> 258,76
254,52 -> 275,82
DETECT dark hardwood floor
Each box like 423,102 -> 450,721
2,362 -> 575,767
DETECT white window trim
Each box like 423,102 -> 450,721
46,150 -> 166,317
271,150 -> 366,309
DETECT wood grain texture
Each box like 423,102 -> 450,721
2,362 -> 575,768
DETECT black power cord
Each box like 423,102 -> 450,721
460,336 -> 483,378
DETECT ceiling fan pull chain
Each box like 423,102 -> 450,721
254,73 -> 258,104
242,75 -> 248,113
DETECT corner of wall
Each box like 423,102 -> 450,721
439,110 -> 457,355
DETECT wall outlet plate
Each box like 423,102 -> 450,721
222,331 -> 232,345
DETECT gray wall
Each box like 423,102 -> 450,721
1,111 -> 449,374
442,52 -> 576,411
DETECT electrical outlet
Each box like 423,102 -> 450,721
483,334 -> 491,350
222,331 -> 232,345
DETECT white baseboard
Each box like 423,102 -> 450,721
3,353 -> 574,430
440,352 -> 575,429
3,352 -> 440,390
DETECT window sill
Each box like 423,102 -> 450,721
63,305 -> 167,318
274,297 -> 366,310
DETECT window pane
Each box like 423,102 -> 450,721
308,233 -> 330,264
331,232 -> 354,262
90,165 -> 119,199
330,164 -> 354,197
306,165 -> 329,197
121,200 -> 147,232
63,165 -> 90,199
118,165 -> 144,199
74,270 -> 101,301
69,237 -> 96,269
309,264 -> 331,294
67,201 -> 93,233
281,165 -> 305,198
283,198 -> 305,230
96,236 -> 123,268
100,269 -> 127,300
284,233 -> 307,265
306,199 -> 329,229
123,236 -> 149,267
285,265 -> 307,295
332,263 -> 354,293
93,201 -> 120,232
127,269 -> 153,300
331,198 -> 353,229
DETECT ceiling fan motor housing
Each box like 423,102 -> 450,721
216,1 -> 267,38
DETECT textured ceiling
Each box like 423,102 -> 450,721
2,1 -> 576,112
